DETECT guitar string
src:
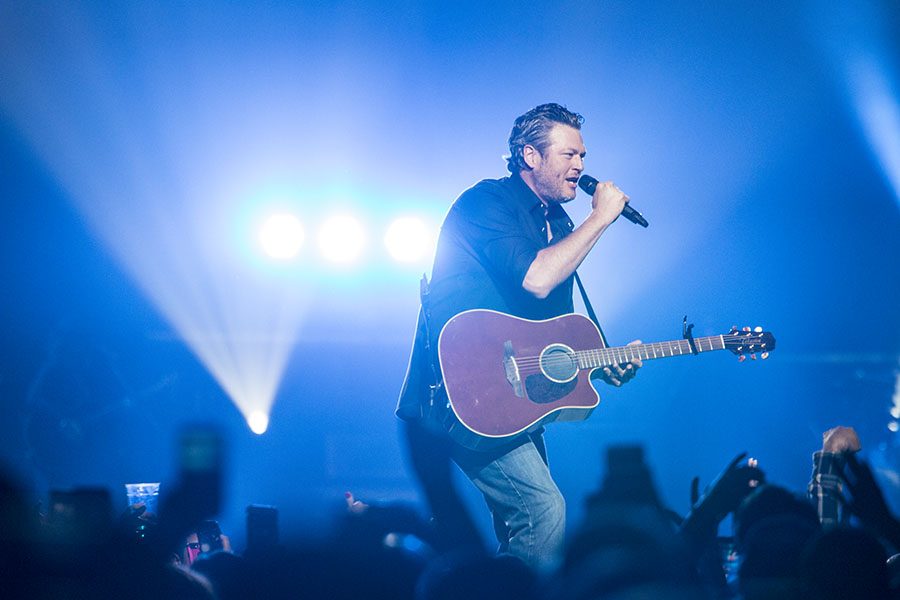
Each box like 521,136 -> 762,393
506,336 -> 770,370
512,352 -> 770,373
507,335 -> 767,364
511,347 -> 770,369
514,346 -> 771,375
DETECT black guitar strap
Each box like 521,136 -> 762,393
419,274 -> 445,398
574,271 -> 610,348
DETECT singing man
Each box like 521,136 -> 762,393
397,103 -> 642,569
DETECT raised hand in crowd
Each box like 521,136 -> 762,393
808,425 -> 861,527
822,426 -> 861,453
680,452 -> 765,548
842,452 -> 900,551
341,490 -> 440,553
345,491 -> 369,514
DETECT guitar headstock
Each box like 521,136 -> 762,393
724,326 -> 776,361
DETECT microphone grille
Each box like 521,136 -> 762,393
577,175 -> 598,195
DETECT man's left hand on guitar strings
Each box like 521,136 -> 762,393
599,339 -> 643,387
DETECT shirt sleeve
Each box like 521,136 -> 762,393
807,451 -> 846,528
449,184 -> 542,290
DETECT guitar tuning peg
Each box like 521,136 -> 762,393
754,326 -> 763,333
750,353 -> 757,360
761,352 -> 769,360
738,354 -> 747,363
742,326 -> 751,332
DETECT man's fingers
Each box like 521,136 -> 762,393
602,367 -> 622,386
727,452 -> 749,471
345,491 -> 368,514
623,340 -> 642,369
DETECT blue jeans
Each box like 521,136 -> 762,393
453,432 -> 566,570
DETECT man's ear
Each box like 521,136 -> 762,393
522,144 -> 541,170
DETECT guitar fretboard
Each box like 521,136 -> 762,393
576,336 -> 725,369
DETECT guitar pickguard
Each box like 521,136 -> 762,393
524,373 -> 578,404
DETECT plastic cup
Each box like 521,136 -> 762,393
125,482 -> 160,516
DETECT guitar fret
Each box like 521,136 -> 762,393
577,332 -> 746,371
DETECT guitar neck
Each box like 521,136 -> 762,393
576,336 -> 725,369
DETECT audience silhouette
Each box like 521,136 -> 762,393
2,424 -> 898,599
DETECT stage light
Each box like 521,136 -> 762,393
891,370 -> 900,420
850,62 -> 900,206
247,410 -> 269,435
817,4 -> 900,209
259,214 -> 304,259
384,217 -> 435,263
317,214 -> 366,263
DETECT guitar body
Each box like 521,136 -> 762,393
438,310 -> 604,450
435,309 -> 775,451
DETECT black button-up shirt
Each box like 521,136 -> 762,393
397,172 -> 576,421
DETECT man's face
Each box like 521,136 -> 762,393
528,124 -> 586,204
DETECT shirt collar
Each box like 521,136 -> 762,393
509,172 -> 575,232
509,171 -> 545,214
509,173 -> 575,231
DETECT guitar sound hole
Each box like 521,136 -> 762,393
540,345 -> 578,383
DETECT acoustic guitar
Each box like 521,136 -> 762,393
436,309 -> 775,450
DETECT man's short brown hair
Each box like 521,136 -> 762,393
506,103 -> 584,173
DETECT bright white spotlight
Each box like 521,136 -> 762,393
317,214 -> 366,263
851,61 -> 900,206
259,214 -> 304,259
247,411 -> 269,435
384,217 -> 435,263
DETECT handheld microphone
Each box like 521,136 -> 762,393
578,175 -> 649,228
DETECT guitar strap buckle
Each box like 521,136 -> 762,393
683,315 -> 699,355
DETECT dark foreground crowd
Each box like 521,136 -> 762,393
1,426 -> 897,599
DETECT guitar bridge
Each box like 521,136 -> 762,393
503,340 -> 524,398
